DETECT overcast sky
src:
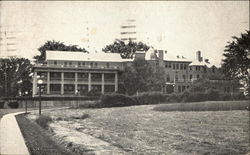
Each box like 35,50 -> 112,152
0,1 -> 249,66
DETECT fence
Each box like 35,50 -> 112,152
0,96 -> 99,109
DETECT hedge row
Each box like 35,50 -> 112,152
92,91 -> 247,108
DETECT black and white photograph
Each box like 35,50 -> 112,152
0,1 -> 249,155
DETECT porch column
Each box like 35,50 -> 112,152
75,72 -> 78,94
101,73 -> 104,94
88,72 -> 91,91
115,72 -> 118,92
32,71 -> 37,97
61,72 -> 64,95
47,72 -> 50,94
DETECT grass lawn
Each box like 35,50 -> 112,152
30,101 -> 250,155
154,100 -> 250,111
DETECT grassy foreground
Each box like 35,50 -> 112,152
16,114 -> 74,155
36,103 -> 250,154
154,100 -> 249,112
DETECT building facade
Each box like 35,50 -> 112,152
32,49 -> 237,97
32,51 -> 132,97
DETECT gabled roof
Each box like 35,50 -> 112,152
46,50 -> 132,62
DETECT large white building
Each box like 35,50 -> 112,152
32,49 -> 236,97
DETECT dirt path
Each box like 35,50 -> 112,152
50,121 -> 128,155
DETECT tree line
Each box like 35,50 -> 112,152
0,30 -> 249,97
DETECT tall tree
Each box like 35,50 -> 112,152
120,59 -> 165,95
34,40 -> 88,63
222,30 -> 250,95
0,58 -> 33,97
102,39 -> 150,59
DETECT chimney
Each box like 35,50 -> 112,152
158,50 -> 164,60
135,51 -> 145,60
196,51 -> 202,62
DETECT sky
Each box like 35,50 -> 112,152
0,1 -> 249,66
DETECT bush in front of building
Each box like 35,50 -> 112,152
8,101 -> 19,109
35,115 -> 53,129
219,93 -> 246,101
100,93 -> 138,107
0,101 -> 4,109
133,92 -> 166,105
166,93 -> 181,103
206,89 -> 220,101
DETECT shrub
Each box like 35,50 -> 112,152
35,115 -> 52,129
8,101 -> 19,109
232,93 -> 246,100
0,102 -> 4,109
219,93 -> 232,101
167,93 -> 181,103
100,93 -> 138,107
85,89 -> 102,97
134,92 -> 166,105
78,100 -> 101,108
206,89 -> 220,101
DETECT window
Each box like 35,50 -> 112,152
95,62 -> 98,67
64,61 -> 67,66
166,74 -> 170,82
173,63 -> 175,69
175,74 -> 178,82
54,61 -> 57,65
197,74 -> 200,79
90,62 -> 93,67
180,64 -> 183,70
183,74 -> 186,80
176,64 -> 179,70
82,62 -> 85,66
190,66 -> 192,70
184,64 -> 187,70
165,62 -> 168,68
78,62 -> 81,67
190,74 -> 192,80
169,62 -> 171,68
106,62 -> 110,68
69,62 -> 72,66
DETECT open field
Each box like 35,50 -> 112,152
29,101 -> 250,155
154,100 -> 250,111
